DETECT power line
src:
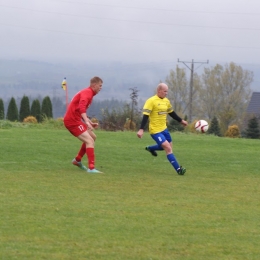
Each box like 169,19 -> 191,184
1,23 -> 260,51
50,0 -> 260,16
0,4 -> 259,31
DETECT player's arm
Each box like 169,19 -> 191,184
139,114 -> 149,129
79,96 -> 95,130
137,114 -> 149,138
81,114 -> 98,130
81,113 -> 94,130
168,111 -> 188,126
137,98 -> 152,138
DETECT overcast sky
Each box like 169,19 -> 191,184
1,0 -> 260,65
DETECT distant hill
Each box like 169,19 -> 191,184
0,59 -> 172,102
1,59 -> 259,103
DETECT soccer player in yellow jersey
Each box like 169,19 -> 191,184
137,83 -> 188,175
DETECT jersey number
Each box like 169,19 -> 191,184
78,125 -> 84,131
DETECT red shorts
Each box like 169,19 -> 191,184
64,120 -> 88,137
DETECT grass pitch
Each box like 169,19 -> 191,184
0,126 -> 260,259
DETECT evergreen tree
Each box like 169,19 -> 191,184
0,98 -> 4,120
41,96 -> 53,118
31,99 -> 41,122
6,97 -> 19,121
245,116 -> 260,139
19,95 -> 30,122
207,116 -> 221,136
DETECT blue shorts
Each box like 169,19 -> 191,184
151,129 -> 172,146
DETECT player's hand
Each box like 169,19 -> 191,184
181,120 -> 188,126
137,129 -> 144,138
86,122 -> 94,131
91,122 -> 99,129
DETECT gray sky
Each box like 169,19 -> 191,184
1,0 -> 260,64
1,0 -> 260,93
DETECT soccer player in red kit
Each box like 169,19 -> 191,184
64,76 -> 103,173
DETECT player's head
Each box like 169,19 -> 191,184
156,83 -> 168,98
90,76 -> 103,94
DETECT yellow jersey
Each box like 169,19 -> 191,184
143,95 -> 173,134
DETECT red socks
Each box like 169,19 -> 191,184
75,143 -> 86,162
86,147 -> 95,170
75,144 -> 95,170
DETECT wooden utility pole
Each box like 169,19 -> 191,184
177,59 -> 209,122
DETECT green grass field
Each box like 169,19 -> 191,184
0,125 -> 260,259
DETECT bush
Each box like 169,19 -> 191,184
225,125 -> 240,138
42,116 -> 65,129
187,119 -> 200,134
168,118 -> 185,132
23,116 -> 38,124
56,117 -> 64,122
124,119 -> 136,131
0,120 -> 13,129
101,108 -> 127,131
90,117 -> 99,123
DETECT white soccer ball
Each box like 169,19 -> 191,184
195,120 -> 209,133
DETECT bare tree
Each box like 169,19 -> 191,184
198,64 -> 223,120
129,87 -> 139,130
165,65 -> 189,117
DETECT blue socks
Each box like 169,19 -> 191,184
148,144 -> 163,151
167,153 -> 180,172
148,145 -> 180,172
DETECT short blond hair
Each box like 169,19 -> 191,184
90,76 -> 103,85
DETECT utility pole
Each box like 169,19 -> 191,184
178,59 -> 209,122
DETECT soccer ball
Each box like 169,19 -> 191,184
195,120 -> 209,133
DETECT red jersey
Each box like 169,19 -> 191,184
64,87 -> 96,123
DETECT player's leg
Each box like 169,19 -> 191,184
73,129 -> 98,170
65,121 -> 102,173
88,128 -> 96,141
74,129 -> 96,165
145,144 -> 164,156
146,132 -> 164,156
153,130 -> 185,175
75,143 -> 86,162
77,131 -> 100,172
163,130 -> 186,174
162,141 -> 185,175
64,121 -> 88,171
72,143 -> 88,170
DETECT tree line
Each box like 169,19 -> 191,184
0,96 -> 53,122
0,62 -> 259,138
165,61 -> 259,138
